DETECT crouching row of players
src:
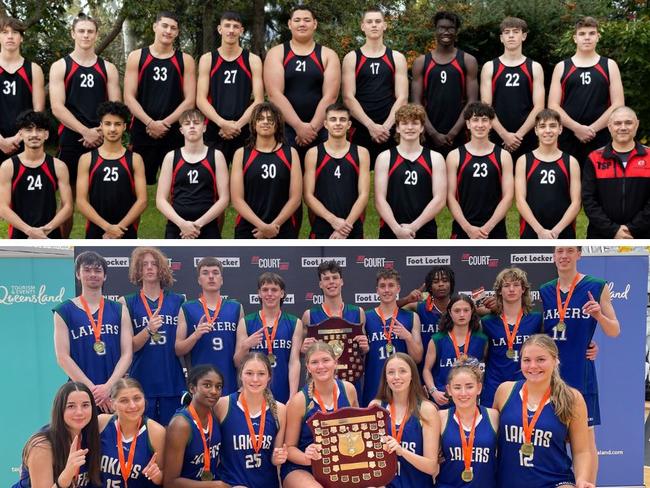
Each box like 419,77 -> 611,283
16,335 -> 594,488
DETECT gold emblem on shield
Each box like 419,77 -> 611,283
338,431 -> 365,457
329,338 -> 344,359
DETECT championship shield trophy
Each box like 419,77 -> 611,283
307,317 -> 364,382
308,405 -> 397,488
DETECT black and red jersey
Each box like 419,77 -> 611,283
582,142 -> 650,238
520,152 -> 575,238
451,145 -> 506,238
310,143 -> 363,238
283,42 -> 324,123
130,47 -> 185,141
422,49 -> 467,134
353,48 -> 395,123
234,143 -> 298,238
58,55 -> 109,146
491,57 -> 534,133
560,57 -> 610,127
0,61 -> 34,138
8,154 -> 60,238
379,147 -> 437,239
85,149 -> 137,238
205,49 -> 253,142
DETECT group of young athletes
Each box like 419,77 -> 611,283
14,245 -> 620,488
0,5 -> 636,239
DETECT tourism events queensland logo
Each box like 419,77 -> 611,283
251,256 -> 289,270
355,256 -> 394,268
0,283 -> 66,305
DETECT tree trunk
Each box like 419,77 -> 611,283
202,0 -> 215,54
251,0 -> 265,57
96,4 -> 127,55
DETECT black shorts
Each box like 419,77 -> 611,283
131,131 -> 184,185
58,143 -> 88,185
349,121 -> 396,169
206,127 -> 250,167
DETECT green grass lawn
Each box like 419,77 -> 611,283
0,175 -> 588,239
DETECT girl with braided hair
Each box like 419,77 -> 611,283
281,341 -> 358,488
217,352 -> 288,487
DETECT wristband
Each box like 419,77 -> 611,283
146,119 -> 153,128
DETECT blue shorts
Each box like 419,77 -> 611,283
280,461 -> 312,482
145,395 -> 182,426
583,393 -> 600,427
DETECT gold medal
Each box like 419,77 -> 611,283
385,343 -> 394,354
268,353 -> 276,366
520,442 -> 534,457
93,340 -> 106,354
151,332 -> 163,343
506,348 -> 516,359
200,471 -> 214,481
458,353 -> 468,362
556,321 -> 566,332
461,468 -> 473,482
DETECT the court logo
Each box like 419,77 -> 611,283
406,255 -> 451,266
251,256 -> 289,270
461,254 -> 499,268
355,256 -> 394,269
305,292 -> 324,304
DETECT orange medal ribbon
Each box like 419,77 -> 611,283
389,403 -> 410,444
140,290 -> 163,318
555,274 -> 580,324
449,328 -> 471,360
313,382 -> 338,413
376,307 -> 399,346
322,302 -> 343,318
259,311 -> 281,357
501,308 -> 524,352
116,418 -> 142,487
240,394 -> 267,454
455,407 -> 479,475
200,294 -> 222,326
521,383 -> 552,449
188,404 -> 213,476
79,296 -> 105,346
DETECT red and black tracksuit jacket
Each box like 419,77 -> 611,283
582,142 -> 650,238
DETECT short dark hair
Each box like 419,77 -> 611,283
75,251 -> 108,275
220,11 -> 243,24
317,260 -> 343,280
97,101 -> 131,124
362,6 -> 384,19
258,272 -> 285,291
156,11 -> 180,24
290,5 -> 317,20
575,16 -> 599,31
376,268 -> 400,285
424,266 -> 455,296
16,110 -> 49,131
500,16 -> 528,33
463,101 -> 495,121
433,11 -> 461,29
0,17 -> 26,34
196,257 -> 224,276
535,108 -> 562,126
179,108 -> 205,124
72,13 -> 98,31
325,102 -> 350,116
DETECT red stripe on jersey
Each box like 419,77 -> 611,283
235,214 -> 242,225
92,62 -> 107,84
11,164 -> 26,192
456,151 -> 473,192
526,158 -> 541,181
7,224 -> 13,237
309,51 -> 324,73
415,154 -> 432,176
88,155 -> 104,188
117,155 -> 135,193
491,62 -> 505,95
17,66 -> 32,93
170,54 -> 183,89
594,62 -> 609,84
64,62 -> 80,90
200,158 -> 218,199
387,154 -> 405,178
519,218 -> 527,237
487,151 -> 502,179
283,51 -> 296,67
137,53 -> 155,86
355,55 -> 367,78
210,55 -> 224,78
348,126 -> 356,143
58,124 -> 64,136
291,214 -> 297,228
236,55 -> 252,80
451,58 -> 465,95
0,67 -> 4,74
381,53 -> 395,74
520,61 -> 533,92
41,160 -> 57,190
170,157 -> 185,205
423,60 -> 436,92
243,149 -> 259,174
556,157 -> 569,182
560,64 -> 577,105
276,147 -> 291,170
345,152 -> 360,174
315,153 -> 331,180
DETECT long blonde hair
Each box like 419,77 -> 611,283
238,352 -> 279,427
493,267 -> 532,315
304,341 -> 338,410
521,334 -> 575,425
